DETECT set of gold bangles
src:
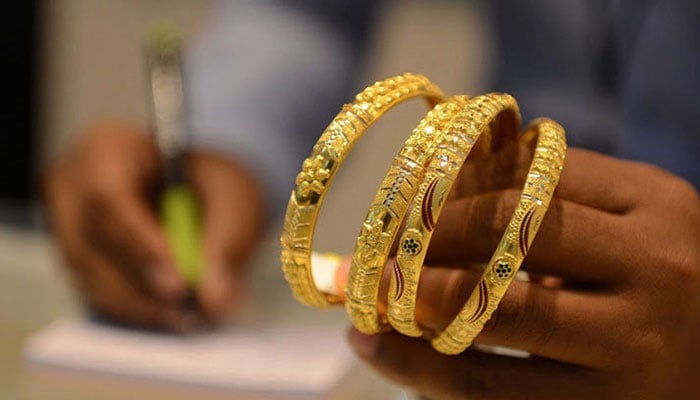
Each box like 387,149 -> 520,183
280,73 -> 566,355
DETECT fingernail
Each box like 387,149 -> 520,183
334,255 -> 352,300
347,327 -> 379,359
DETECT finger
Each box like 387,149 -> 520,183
553,148 -> 645,213
197,262 -> 249,323
348,329 -> 605,400
454,143 -> 642,213
189,153 -> 263,320
338,261 -> 624,368
77,246 -> 190,331
427,190 -> 630,284
79,122 -> 161,190
85,187 -> 185,304
45,168 -> 186,330
451,134 -> 532,197
414,266 -> 625,368
50,125 -> 182,303
44,161 -> 89,280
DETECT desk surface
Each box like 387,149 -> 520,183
0,225 -> 402,400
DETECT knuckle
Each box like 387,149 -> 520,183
599,302 -> 671,372
660,174 -> 700,208
518,291 -> 556,349
479,286 -> 525,338
635,220 -> 700,290
481,286 -> 559,362
631,162 -> 672,184
666,250 -> 700,285
636,329 -> 668,364
634,162 -> 700,208
616,327 -> 667,371
647,246 -> 700,288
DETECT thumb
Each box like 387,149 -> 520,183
189,153 -> 264,321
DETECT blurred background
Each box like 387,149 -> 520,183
1,1 -> 491,398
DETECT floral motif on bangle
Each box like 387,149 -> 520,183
296,155 -> 330,197
494,261 -> 513,279
357,218 -> 388,264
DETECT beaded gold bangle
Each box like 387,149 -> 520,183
345,95 -> 471,334
387,93 -> 521,337
281,74 -> 445,307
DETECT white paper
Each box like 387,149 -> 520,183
24,317 -> 355,396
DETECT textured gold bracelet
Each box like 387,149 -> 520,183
281,74 -> 445,307
387,93 -> 521,337
431,118 -> 567,355
345,95 -> 471,334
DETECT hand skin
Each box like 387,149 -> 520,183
337,143 -> 700,399
44,120 -> 265,331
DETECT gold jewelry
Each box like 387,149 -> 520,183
281,74 -> 445,307
387,93 -> 521,337
345,95 -> 471,334
431,118 -> 567,355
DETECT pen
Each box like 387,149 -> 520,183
146,23 -> 203,294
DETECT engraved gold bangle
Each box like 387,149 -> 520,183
281,74 -> 445,307
387,93 -> 521,337
431,118 -> 567,355
345,95 -> 471,334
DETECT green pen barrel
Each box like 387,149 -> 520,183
160,185 -> 202,287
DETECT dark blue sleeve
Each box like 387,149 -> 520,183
490,0 -> 699,188
618,0 -> 700,187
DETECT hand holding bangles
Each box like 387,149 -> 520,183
281,74 -> 566,354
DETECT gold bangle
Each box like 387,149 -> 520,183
345,95 -> 471,334
281,74 -> 445,307
431,118 -> 567,355
387,93 -> 521,337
